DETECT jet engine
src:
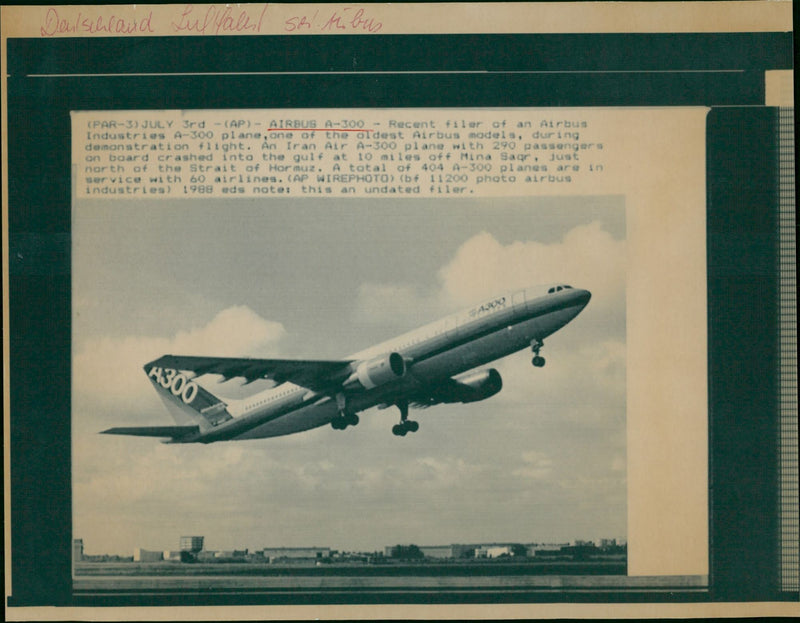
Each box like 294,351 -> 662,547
345,352 -> 406,390
444,368 -> 503,403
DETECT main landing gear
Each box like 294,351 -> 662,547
331,393 -> 359,430
530,338 -> 546,368
392,399 -> 419,436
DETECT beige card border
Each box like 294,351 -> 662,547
3,2 -> 797,620
6,600 -> 800,620
0,2 -> 794,38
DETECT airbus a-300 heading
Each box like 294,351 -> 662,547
103,284 -> 590,443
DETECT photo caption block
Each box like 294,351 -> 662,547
73,109 -> 607,198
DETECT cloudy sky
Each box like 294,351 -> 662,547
72,196 -> 626,556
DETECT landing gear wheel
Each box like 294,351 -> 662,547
530,338 -> 545,367
392,424 -> 408,437
392,399 -> 418,436
331,411 -> 359,430
392,420 -> 418,436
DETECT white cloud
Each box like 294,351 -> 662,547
438,221 -> 625,312
73,305 -> 286,407
354,221 -> 625,326
169,306 -> 286,356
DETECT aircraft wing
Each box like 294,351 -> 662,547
149,354 -> 354,391
101,425 -> 200,439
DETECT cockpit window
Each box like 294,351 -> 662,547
549,284 -> 573,294
563,285 -> 572,289
548,287 -> 555,294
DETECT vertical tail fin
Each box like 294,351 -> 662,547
144,361 -> 234,431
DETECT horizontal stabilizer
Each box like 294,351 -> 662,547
101,425 -> 200,439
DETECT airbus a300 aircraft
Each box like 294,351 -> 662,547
103,284 -> 590,443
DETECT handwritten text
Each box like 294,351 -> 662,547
40,7 -> 154,36
171,4 -> 269,35
285,7 -> 382,33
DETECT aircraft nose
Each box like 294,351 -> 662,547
576,289 -> 591,307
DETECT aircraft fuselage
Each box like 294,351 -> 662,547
188,284 -> 590,442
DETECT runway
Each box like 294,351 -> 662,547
74,562 -> 707,595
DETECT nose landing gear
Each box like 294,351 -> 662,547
530,338 -> 546,367
392,399 -> 419,436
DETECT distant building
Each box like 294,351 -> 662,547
600,538 -> 617,549
262,547 -> 331,562
133,548 -> 163,562
215,549 -> 248,559
179,536 -> 204,552
163,550 -> 183,561
418,546 -> 454,559
73,539 -> 84,563
475,545 -> 513,558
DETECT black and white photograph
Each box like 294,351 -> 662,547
4,2 -> 795,618
71,195 -> 627,588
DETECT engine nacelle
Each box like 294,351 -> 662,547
345,352 -> 406,390
448,368 -> 503,403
